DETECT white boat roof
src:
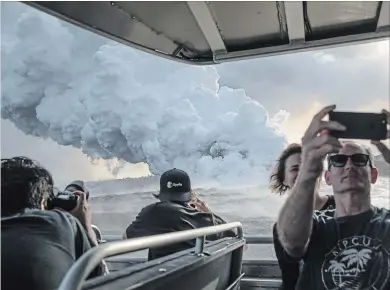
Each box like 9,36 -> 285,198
27,1 -> 390,65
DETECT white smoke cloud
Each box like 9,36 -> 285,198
1,2 -> 289,186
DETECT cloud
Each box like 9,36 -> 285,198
1,120 -> 149,187
1,2 -> 288,186
217,39 -> 389,150
217,40 -> 389,116
1,2 -> 389,184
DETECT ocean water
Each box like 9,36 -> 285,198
90,176 -> 389,235
88,177 -> 390,259
89,176 -> 389,259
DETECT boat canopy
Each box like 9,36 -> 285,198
27,1 -> 390,65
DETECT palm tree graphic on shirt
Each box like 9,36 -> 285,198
327,248 -> 372,286
340,248 -> 372,273
328,260 -> 347,282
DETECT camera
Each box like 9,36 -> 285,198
49,180 -> 90,211
51,190 -> 79,211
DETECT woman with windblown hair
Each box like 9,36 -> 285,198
269,143 -> 335,290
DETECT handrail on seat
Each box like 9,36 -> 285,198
58,222 -> 243,290
245,236 -> 273,244
103,234 -> 274,244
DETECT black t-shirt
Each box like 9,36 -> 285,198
125,201 -> 236,260
273,195 -> 336,290
321,195 -> 335,211
296,207 -> 390,289
1,209 -> 104,290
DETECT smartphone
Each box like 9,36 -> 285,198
328,111 -> 387,140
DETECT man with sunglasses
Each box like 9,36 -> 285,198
276,105 -> 390,289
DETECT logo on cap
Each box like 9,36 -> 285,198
167,181 -> 183,188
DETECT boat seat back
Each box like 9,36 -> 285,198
82,237 -> 245,290
91,225 -> 103,242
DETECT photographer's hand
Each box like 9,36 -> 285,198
70,191 -> 98,246
70,191 -> 91,227
371,109 -> 390,164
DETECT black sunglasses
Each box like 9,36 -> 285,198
329,153 -> 370,168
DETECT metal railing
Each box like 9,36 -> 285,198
58,222 -> 243,290
103,234 -> 274,245
245,236 -> 273,244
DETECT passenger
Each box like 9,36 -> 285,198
270,143 -> 335,209
64,180 -> 90,197
63,180 -> 105,244
61,180 -> 109,273
124,168 -> 236,260
1,157 -> 105,290
277,106 -> 390,289
269,143 -> 335,290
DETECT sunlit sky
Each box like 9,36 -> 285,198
1,3 -> 389,187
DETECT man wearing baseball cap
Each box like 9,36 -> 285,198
124,168 -> 235,260
63,180 -> 105,243
65,180 -> 90,199
153,168 -> 194,202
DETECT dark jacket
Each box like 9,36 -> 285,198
1,209 -> 104,290
125,201 -> 236,260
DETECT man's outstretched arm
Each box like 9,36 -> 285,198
277,105 -> 345,258
277,174 -> 317,258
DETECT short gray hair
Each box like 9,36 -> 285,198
326,141 -> 374,171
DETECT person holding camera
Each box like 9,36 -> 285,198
56,181 -> 109,272
56,187 -> 99,247
1,157 -> 105,290
276,106 -> 390,289
57,180 -> 104,245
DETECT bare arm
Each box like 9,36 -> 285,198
277,105 -> 345,258
277,175 -> 317,258
371,109 -> 390,164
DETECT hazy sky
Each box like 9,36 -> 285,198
1,4 -> 389,186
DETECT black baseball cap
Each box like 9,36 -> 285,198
65,180 -> 89,199
154,168 -> 192,202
